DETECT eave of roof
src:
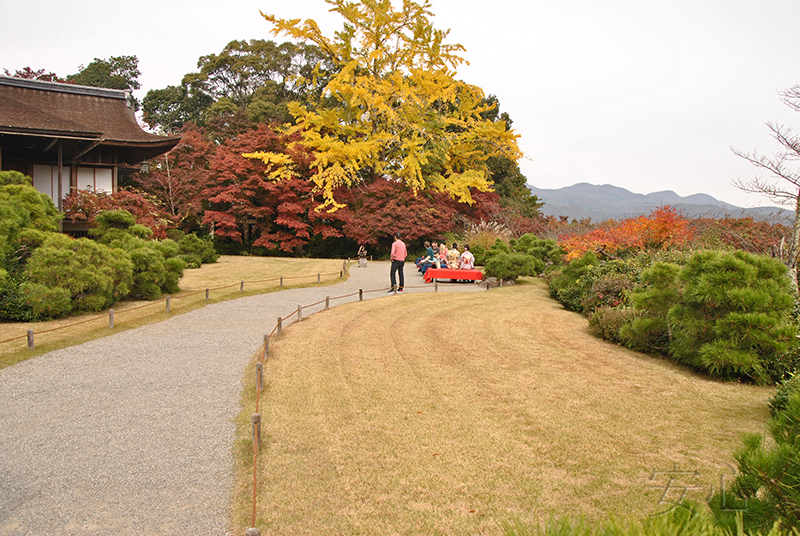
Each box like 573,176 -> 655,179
0,75 -> 130,100
0,76 -> 180,149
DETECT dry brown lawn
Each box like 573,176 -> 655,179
233,279 -> 773,535
0,256 -> 346,369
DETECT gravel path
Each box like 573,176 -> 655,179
0,261 -> 483,536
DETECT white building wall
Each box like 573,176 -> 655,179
32,164 -> 72,201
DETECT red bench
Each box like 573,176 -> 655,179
423,268 -> 483,283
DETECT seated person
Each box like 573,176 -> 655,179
437,242 -> 448,268
418,241 -> 436,275
446,243 -> 460,268
431,242 -> 442,269
459,245 -> 475,270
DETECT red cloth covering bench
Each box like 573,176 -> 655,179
423,268 -> 483,283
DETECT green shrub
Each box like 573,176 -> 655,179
94,209 -> 136,229
112,237 -> 185,300
25,234 -> 133,313
90,211 -> 186,301
0,170 -> 33,186
178,233 -> 219,264
668,251 -> 796,383
580,271 -> 637,312
91,210 -> 153,244
470,244 -> 486,266
548,254 -> 640,314
15,228 -> 52,253
547,252 -> 600,310
0,273 -> 36,321
710,391 -> 800,533
547,249 -> 796,383
20,282 -> 72,319
180,253 -> 203,269
619,262 -> 682,353
770,374 -> 800,416
127,245 -> 167,300
150,238 -> 180,260
511,234 -> 563,264
588,306 -> 635,343
483,238 -> 512,263
162,256 -> 185,294
483,234 -> 562,281
0,176 -> 60,261
485,252 -> 543,281
504,501 -> 797,535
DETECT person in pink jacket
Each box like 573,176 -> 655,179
389,231 -> 407,293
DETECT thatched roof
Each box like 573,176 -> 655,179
0,76 -> 179,165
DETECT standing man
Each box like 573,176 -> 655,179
389,231 -> 407,293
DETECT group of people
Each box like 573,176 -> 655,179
415,241 -> 474,275
380,233 -> 477,293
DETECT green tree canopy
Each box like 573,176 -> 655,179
67,55 -> 141,90
67,55 -> 142,109
142,40 -> 332,136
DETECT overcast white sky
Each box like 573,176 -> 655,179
3,0 -> 800,207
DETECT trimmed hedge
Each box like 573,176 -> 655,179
482,234 -> 562,281
25,234 -> 134,314
548,249 -> 798,383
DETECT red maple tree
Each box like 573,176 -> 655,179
337,178 -> 457,247
131,124 -> 213,232
202,124 -> 347,253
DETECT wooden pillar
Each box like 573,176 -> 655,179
57,140 -> 63,232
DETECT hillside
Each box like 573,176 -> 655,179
528,183 -> 792,223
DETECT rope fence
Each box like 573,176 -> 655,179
243,276 -> 494,535
5,269 -> 347,352
4,255 -> 491,535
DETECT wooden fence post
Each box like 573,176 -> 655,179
280,276 -> 283,287
27,329 -> 34,351
277,317 -> 282,336
240,280 -> 244,292
206,288 -> 210,300
317,273 -> 321,283
166,296 -> 171,312
252,413 -> 261,449
109,309 -> 114,329
359,289 -> 363,301
298,305 -> 303,322
325,296 -> 330,309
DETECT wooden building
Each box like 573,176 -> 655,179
0,75 -> 179,228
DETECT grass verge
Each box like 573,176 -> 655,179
0,256 -> 348,370
233,278 -> 773,535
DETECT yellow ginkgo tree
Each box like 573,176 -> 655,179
246,0 -> 523,211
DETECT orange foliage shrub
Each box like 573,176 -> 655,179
559,206 -> 693,261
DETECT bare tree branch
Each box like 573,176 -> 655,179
779,84 -> 800,113
732,84 -> 800,287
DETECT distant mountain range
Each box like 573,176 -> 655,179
528,183 -> 792,223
